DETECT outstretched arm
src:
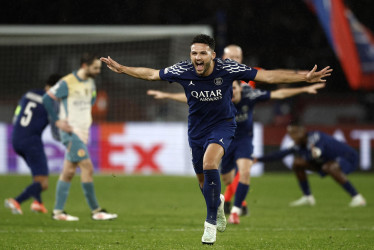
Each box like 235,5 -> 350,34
147,90 -> 187,103
270,83 -> 325,99
255,148 -> 296,163
254,65 -> 332,84
100,56 -> 161,81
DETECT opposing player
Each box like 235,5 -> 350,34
100,34 -> 332,244
148,81 -> 325,224
255,124 -> 366,207
43,53 -> 117,221
5,74 -> 62,215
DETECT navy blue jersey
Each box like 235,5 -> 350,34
12,89 -> 49,139
159,58 -> 258,139
259,131 -> 358,166
306,131 -> 358,164
235,86 -> 270,137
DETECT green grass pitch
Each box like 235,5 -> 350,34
0,173 -> 373,249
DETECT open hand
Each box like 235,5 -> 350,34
305,83 -> 326,94
100,56 -> 123,74
305,65 -> 333,83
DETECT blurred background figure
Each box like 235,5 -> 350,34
43,53 -> 118,221
255,124 -> 367,207
5,73 -> 62,215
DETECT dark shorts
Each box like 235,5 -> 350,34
61,132 -> 90,163
220,135 -> 253,174
189,120 -> 236,174
12,135 -> 48,176
318,153 -> 358,177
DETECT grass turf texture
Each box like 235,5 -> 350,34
0,173 -> 373,249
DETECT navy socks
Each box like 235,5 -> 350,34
234,182 -> 249,208
15,182 -> 42,204
203,169 -> 221,225
298,180 -> 311,196
342,181 -> 358,197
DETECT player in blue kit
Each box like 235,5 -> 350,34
5,74 -> 62,215
100,34 -> 332,245
222,81 -> 325,224
255,124 -> 367,207
148,81 -> 325,224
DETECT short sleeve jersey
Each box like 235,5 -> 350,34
48,72 -> 96,143
235,85 -> 270,137
159,58 -> 258,139
12,89 -> 49,139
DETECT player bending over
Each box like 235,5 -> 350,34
5,74 -> 62,215
255,124 -> 366,207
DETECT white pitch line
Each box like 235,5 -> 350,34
0,227 -> 373,233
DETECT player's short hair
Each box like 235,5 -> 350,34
46,73 -> 62,87
191,34 -> 215,51
80,52 -> 99,66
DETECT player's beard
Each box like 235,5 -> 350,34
86,71 -> 99,79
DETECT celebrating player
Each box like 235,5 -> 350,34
147,81 -> 325,224
5,74 -> 62,215
43,53 -> 117,221
146,43 -> 309,219
255,124 -> 367,207
100,34 -> 332,245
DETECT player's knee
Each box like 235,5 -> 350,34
292,158 -> 305,170
239,170 -> 250,181
83,167 -> 94,177
292,163 -> 303,171
34,176 -> 49,190
203,161 -> 218,170
221,174 -> 231,185
63,169 -> 76,180
322,162 -> 339,173
41,182 -> 49,190
222,178 -> 231,186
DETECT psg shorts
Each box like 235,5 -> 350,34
12,136 -> 49,176
318,153 -> 358,177
61,132 -> 90,163
220,135 -> 253,174
189,119 -> 236,174
337,155 -> 358,175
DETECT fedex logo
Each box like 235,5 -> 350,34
99,123 -> 189,175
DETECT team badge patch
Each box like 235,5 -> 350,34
214,77 -> 223,85
77,149 -> 86,157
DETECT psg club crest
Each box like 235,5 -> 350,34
214,77 -> 223,85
